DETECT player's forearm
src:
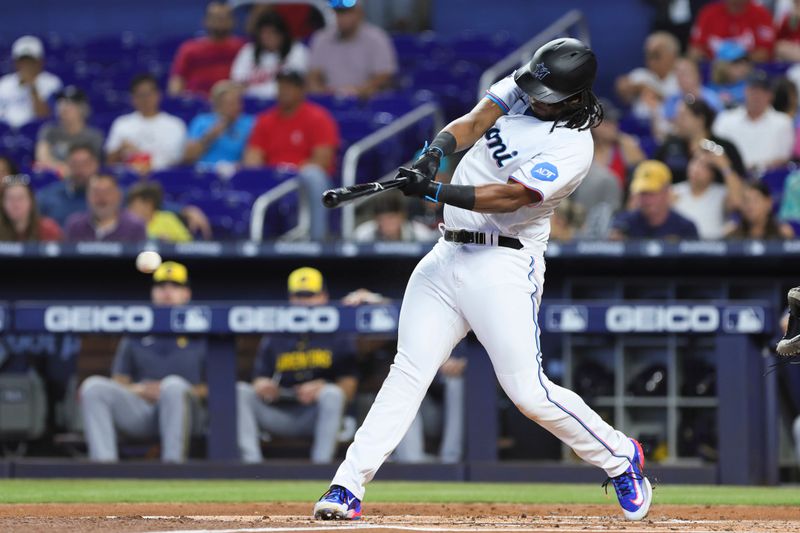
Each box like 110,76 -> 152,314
472,183 -> 536,213
443,115 -> 498,153
424,182 -> 532,214
441,98 -> 505,152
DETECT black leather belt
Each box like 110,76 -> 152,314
443,229 -> 523,250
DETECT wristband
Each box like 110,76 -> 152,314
422,182 -> 475,210
428,131 -> 457,158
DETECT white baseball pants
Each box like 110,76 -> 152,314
332,240 -> 635,499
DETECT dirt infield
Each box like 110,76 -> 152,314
1,503 -> 799,533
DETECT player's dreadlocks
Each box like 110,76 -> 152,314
554,89 -> 604,132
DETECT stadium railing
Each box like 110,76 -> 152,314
338,101 -> 444,239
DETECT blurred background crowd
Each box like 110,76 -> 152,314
4,0 -> 800,245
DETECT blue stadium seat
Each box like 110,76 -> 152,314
83,33 -> 144,65
107,167 -> 142,189
28,169 -> 60,191
335,112 -> 378,145
308,94 -> 359,112
179,189 -> 255,239
227,167 -> 294,195
0,134 -> 34,169
761,165 -> 795,198
18,120 -> 47,141
148,167 -> 221,201
243,96 -> 274,116
367,92 -> 416,115
153,35 -> 187,62
618,114 -> 652,137
161,96 -> 209,123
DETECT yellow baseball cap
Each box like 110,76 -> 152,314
288,267 -> 325,296
153,261 -> 190,286
630,160 -> 672,194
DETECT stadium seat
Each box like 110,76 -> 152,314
227,167 -> 294,195
243,96 -> 274,115
107,166 -> 142,189
161,96 -> 210,123
148,167 -> 221,201
28,169 -> 60,190
179,189 -> 255,239
762,164 -> 795,198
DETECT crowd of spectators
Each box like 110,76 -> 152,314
562,0 -> 800,243
2,0 -> 800,245
0,1 -> 400,243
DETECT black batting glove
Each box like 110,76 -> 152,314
398,167 -> 439,200
411,146 -> 443,182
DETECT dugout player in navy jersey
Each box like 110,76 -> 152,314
237,267 -> 358,463
79,262 -> 207,462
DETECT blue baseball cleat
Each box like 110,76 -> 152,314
313,485 -> 362,520
603,439 -> 652,521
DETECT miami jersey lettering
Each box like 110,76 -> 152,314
444,74 -> 593,249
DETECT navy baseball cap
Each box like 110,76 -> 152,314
56,86 -> 88,103
746,70 -> 772,90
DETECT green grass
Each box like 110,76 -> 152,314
1,480 -> 799,506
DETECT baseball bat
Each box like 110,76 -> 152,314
322,175 -> 408,208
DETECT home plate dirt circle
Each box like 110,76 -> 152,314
1,503 -> 799,533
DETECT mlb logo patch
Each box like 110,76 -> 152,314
356,306 -> 399,333
545,305 -> 588,332
722,307 -> 765,334
531,162 -> 559,182
171,307 -> 212,333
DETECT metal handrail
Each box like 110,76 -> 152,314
340,102 -> 444,239
227,0 -> 336,27
249,177 -> 309,242
477,9 -> 590,101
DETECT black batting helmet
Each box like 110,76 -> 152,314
514,38 -> 597,104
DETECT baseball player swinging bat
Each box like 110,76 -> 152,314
321,175 -> 409,208
313,37 -> 653,524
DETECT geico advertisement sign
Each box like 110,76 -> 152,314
228,306 -> 339,333
605,305 -> 719,333
44,306 -> 153,332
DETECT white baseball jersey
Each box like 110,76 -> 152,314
330,74 -> 637,504
445,75 -> 594,249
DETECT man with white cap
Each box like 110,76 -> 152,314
0,36 -> 62,128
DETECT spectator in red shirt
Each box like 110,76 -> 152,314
168,2 -> 246,97
0,175 -> 62,242
244,70 -> 339,241
688,0 -> 775,61
776,0 -> 800,61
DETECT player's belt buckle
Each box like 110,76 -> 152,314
448,229 -> 487,245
